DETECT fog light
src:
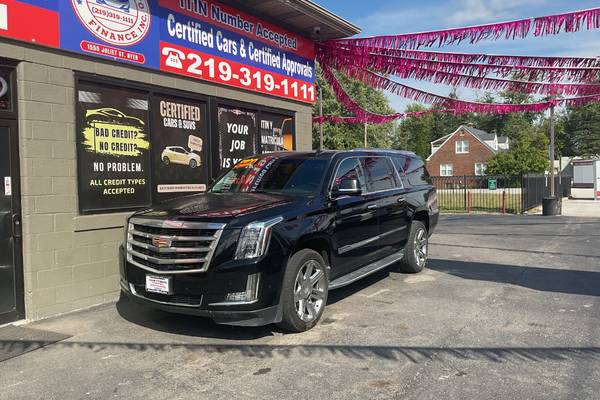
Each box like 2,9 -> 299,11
223,273 -> 260,304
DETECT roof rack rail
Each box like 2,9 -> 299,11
350,148 -> 417,156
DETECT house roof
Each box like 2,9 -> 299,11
463,126 -> 495,142
427,125 -> 505,160
431,134 -> 451,146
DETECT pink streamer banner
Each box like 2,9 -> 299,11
319,46 -> 600,82
342,67 -> 555,114
320,64 -> 600,125
322,44 -> 600,68
328,7 -> 600,50
334,63 -> 600,97
314,109 -> 456,125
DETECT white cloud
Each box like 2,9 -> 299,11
356,6 -> 446,36
449,0 -> 547,25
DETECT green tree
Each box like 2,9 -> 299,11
562,102 -> 600,157
487,133 -> 549,175
312,65 -> 395,150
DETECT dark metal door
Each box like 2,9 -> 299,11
0,120 -> 24,324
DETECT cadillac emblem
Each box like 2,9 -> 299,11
152,236 -> 172,249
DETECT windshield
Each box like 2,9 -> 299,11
210,156 -> 328,195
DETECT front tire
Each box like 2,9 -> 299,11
278,249 -> 328,332
398,220 -> 429,273
162,156 -> 170,166
189,159 -> 197,169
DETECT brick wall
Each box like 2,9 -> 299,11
427,127 -> 496,177
2,40 -> 313,320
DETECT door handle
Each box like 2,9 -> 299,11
367,204 -> 378,210
397,196 -> 406,203
12,214 -> 22,240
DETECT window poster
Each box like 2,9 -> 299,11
261,113 -> 294,153
151,96 -> 208,202
0,67 -> 13,112
216,105 -> 258,174
76,82 -> 152,213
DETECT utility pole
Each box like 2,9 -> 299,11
364,122 -> 368,148
318,86 -> 323,151
549,105 -> 556,198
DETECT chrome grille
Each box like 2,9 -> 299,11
126,218 -> 225,274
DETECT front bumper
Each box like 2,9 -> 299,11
119,245 -> 285,327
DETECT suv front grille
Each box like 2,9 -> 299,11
126,218 -> 226,274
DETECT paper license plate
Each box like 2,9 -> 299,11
145,275 -> 172,295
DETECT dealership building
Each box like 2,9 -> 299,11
0,0 -> 359,324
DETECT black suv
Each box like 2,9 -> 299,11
119,150 -> 439,332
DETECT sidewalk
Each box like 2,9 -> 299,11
562,198 -> 600,218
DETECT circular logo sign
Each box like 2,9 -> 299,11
0,76 -> 7,99
71,0 -> 151,47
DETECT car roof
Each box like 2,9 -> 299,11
248,149 -> 418,160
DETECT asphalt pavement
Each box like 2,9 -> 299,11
1,215 -> 599,400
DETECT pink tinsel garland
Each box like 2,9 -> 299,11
329,7 -> 600,50
342,67 -> 556,114
318,46 -> 600,82
334,63 -> 600,97
320,64 -> 600,124
314,109 -> 456,125
321,43 -> 600,68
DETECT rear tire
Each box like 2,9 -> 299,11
190,159 -> 197,169
278,249 -> 328,332
162,156 -> 170,165
398,220 -> 428,273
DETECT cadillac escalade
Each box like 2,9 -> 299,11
119,149 -> 439,332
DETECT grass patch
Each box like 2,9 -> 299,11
438,193 -> 522,214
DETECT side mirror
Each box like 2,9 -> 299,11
333,178 -> 362,197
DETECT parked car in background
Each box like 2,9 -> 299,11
161,146 -> 201,168
120,149 -> 439,331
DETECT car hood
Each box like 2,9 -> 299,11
133,192 -> 294,223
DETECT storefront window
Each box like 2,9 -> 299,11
260,112 -> 295,153
76,82 -> 152,214
215,105 -> 258,173
151,96 -> 208,202
0,67 -> 13,112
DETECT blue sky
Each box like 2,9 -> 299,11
317,0 -> 600,111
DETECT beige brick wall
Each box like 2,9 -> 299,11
1,40 -> 313,320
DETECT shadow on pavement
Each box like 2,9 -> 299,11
116,295 -> 278,340
429,258 -> 600,297
430,243 -> 600,259
117,268 -> 393,336
0,339 -> 599,364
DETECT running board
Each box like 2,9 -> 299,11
329,250 -> 405,290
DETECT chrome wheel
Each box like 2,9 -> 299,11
414,228 -> 428,268
294,260 -> 326,322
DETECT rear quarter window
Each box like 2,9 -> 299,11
392,155 -> 432,187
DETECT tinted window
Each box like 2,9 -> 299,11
391,155 -> 410,175
210,156 -> 327,195
332,158 -> 367,192
407,158 -> 432,186
361,157 -> 395,192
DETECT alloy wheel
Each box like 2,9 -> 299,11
294,260 -> 327,322
414,228 -> 428,268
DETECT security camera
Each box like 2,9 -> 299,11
312,26 -> 322,37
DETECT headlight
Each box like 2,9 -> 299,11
235,217 -> 283,260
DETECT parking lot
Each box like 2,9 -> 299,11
1,214 -> 599,400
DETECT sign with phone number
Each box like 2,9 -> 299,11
159,42 -> 315,103
1,0 -> 316,104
